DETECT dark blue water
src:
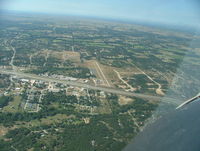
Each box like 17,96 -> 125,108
124,98 -> 200,151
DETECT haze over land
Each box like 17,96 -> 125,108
0,12 -> 199,150
1,0 -> 200,28
0,1 -> 200,150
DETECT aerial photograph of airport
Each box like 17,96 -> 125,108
0,0 -> 199,151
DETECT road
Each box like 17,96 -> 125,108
114,69 -> 136,91
7,40 -> 17,90
131,62 -> 165,96
9,41 -> 17,70
0,69 -> 178,104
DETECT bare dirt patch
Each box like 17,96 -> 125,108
36,50 -> 80,63
156,89 -> 165,96
0,126 -> 8,137
118,96 -> 134,105
62,51 -> 80,63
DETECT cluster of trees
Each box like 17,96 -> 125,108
0,105 -> 74,126
0,91 -> 157,151
59,121 -> 126,151
79,96 -> 100,106
0,90 -> 100,126
0,74 -> 10,88
130,54 -> 180,73
106,94 -> 158,123
127,74 -> 157,94
111,60 -> 131,68
0,50 -> 12,66
14,54 -> 30,67
0,117 -> 127,151
42,91 -> 100,107
45,56 -> 62,67
42,91 -> 77,105
0,96 -> 13,108
32,55 -> 46,66
4,127 -> 40,151
0,139 -> 13,151
0,101 -> 156,151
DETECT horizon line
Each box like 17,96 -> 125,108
1,9 -> 199,32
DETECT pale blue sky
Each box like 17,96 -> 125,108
1,0 -> 200,27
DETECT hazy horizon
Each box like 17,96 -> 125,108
1,0 -> 200,28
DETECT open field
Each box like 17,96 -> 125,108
2,96 -> 22,113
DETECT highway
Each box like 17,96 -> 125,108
0,69 -> 178,104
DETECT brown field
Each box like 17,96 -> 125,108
34,50 -> 81,63
118,96 -> 134,105
0,126 -> 8,137
62,51 -> 81,63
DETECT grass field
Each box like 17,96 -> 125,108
2,96 -> 22,113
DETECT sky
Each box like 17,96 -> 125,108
1,0 -> 200,27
